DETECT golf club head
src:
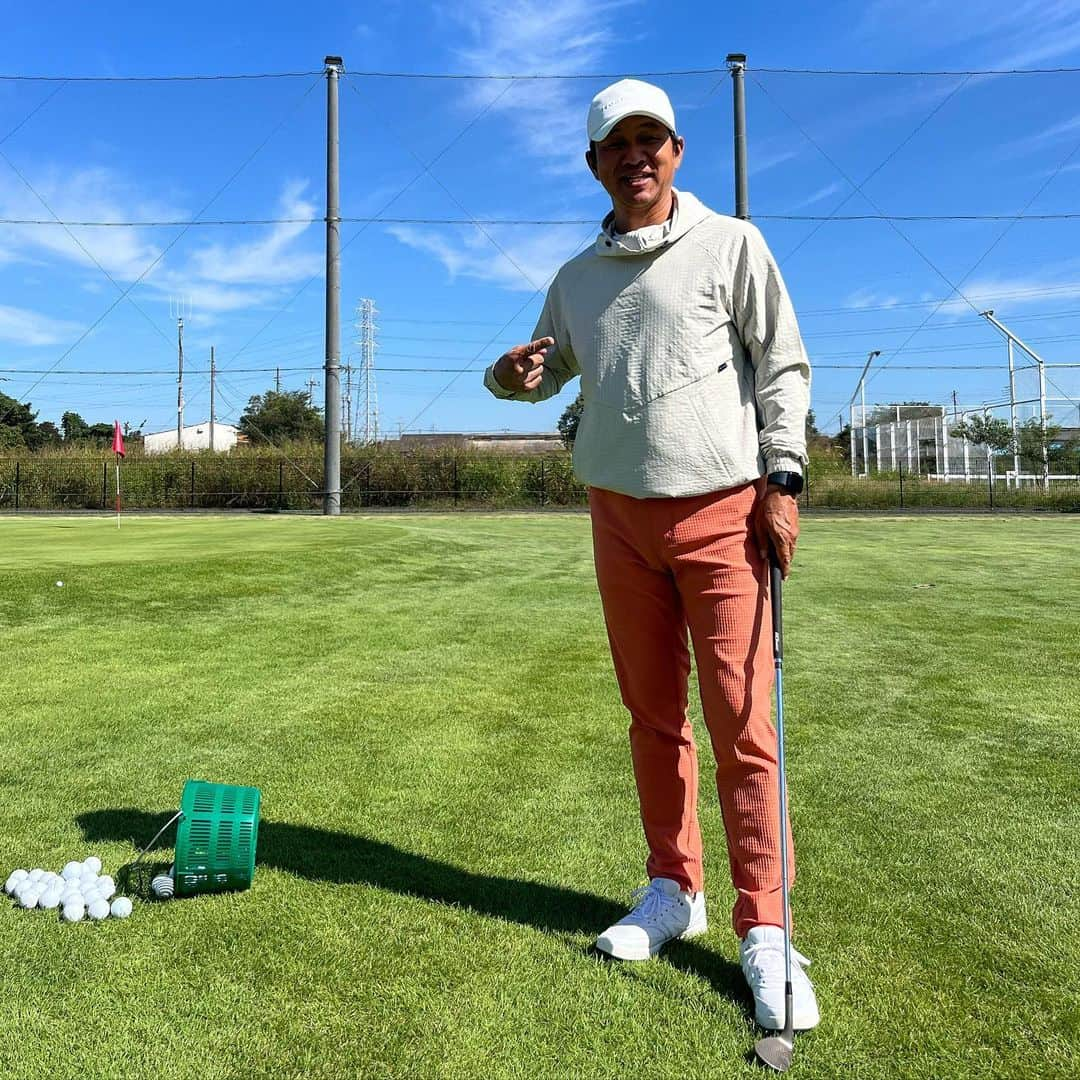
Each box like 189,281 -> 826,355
753,1031 -> 793,1073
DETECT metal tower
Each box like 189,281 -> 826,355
356,298 -> 379,442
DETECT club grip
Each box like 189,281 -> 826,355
770,553 -> 783,664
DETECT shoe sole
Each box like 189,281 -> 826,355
595,917 -> 708,962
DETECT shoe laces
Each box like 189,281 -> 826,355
626,881 -> 679,925
742,940 -> 811,984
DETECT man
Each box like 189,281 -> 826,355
483,79 -> 818,1032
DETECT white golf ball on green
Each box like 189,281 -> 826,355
62,862 -> 82,881
39,890 -> 62,910
83,856 -> 102,874
110,897 -> 133,919
28,869 -> 45,883
62,902 -> 85,923
96,876 -> 116,899
87,899 -> 110,921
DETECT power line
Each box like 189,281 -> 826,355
1,211 -> 1078,227
0,71 -> 323,82
751,66 -> 1080,76
0,65 -> 1077,83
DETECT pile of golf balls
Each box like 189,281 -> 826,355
4,857 -> 134,923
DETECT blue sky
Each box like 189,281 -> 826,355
1,0 -> 1079,439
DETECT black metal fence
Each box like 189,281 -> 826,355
0,454 -> 1077,513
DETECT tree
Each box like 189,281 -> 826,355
61,411 -> 90,442
951,415 -> 1014,470
238,390 -> 324,446
0,392 -> 43,450
557,391 -> 584,449
36,421 -> 62,445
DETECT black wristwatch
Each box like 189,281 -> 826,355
767,470 -> 804,496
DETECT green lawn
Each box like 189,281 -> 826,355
0,512 -> 1076,1079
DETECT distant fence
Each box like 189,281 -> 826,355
0,453 -> 1078,513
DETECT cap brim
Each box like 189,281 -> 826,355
590,109 -> 674,143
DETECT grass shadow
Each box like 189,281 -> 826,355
77,808 -> 750,1009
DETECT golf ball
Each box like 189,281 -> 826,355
20,888 -> 42,909
5,871 -> 28,895
62,902 -> 85,923
83,856 -> 102,874
150,874 -> 175,899
27,869 -> 45,883
62,862 -> 82,880
110,897 -> 133,919
38,890 -> 62,910
96,876 -> 116,899
56,581 -> 63,587
87,899 -> 110,921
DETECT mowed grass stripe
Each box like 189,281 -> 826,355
0,513 -> 1076,1079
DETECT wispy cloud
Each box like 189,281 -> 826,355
181,181 -> 322,287
386,222 -> 589,293
444,0 -> 637,177
784,180 -> 844,211
0,166 -> 170,280
0,304 -> 81,346
0,168 -> 323,323
1005,113 -> 1080,157
844,287 -> 903,310
934,272 -> 1080,316
856,0 -> 1080,68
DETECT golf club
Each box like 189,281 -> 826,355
754,554 -> 796,1073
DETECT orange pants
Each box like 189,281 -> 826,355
589,482 -> 793,938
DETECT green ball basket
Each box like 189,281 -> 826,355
173,780 -> 261,897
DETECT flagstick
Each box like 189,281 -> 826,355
115,454 -> 121,529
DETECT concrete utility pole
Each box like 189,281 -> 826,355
323,55 -> 344,515
726,54 -> 749,220
980,310 -> 1050,490
209,346 -> 216,452
176,315 -> 185,448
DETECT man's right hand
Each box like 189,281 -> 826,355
492,337 -> 555,393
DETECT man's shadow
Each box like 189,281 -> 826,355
77,808 -> 750,1012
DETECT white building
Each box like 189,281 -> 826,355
144,421 -> 243,454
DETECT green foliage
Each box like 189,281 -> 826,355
239,389 -> 324,446
951,414 -> 1014,457
0,392 -> 43,450
557,391 -> 584,449
61,411 -> 89,442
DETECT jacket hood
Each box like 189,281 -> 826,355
594,189 -> 713,257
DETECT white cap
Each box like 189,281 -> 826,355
587,79 -> 676,143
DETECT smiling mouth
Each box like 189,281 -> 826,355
621,173 -> 654,185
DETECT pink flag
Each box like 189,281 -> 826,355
112,420 -> 125,457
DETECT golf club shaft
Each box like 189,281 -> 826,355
770,557 -> 794,1036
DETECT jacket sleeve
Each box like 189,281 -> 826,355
732,224 -> 811,475
483,286 -> 580,404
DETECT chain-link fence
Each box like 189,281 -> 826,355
1,453 -> 1078,513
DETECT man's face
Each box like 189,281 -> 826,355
588,115 -> 684,218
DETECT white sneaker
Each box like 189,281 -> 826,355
740,924 -> 820,1030
595,878 -> 707,960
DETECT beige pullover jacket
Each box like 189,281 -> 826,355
483,190 -> 811,499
